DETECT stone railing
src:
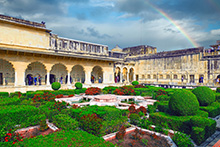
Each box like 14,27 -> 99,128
49,35 -> 109,56
203,49 -> 220,56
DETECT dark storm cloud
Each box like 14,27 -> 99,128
86,27 -> 112,39
0,0 -> 89,17
114,0 -> 220,21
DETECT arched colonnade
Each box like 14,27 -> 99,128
0,58 -> 105,86
114,65 -> 135,83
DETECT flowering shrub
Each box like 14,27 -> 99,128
116,125 -> 126,140
113,86 -> 136,95
72,104 -> 79,109
128,105 -> 147,117
128,105 -> 136,113
156,89 -> 167,97
55,94 -> 63,98
4,129 -> 23,145
134,84 -> 145,88
79,113 -> 103,136
52,101 -> 69,111
85,87 -> 101,95
32,92 -> 55,102
68,94 -> 74,97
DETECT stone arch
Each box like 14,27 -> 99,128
122,67 -> 128,82
0,59 -> 15,85
25,62 -> 46,85
50,63 -> 67,84
114,67 -> 121,83
91,66 -> 103,83
71,65 -> 85,83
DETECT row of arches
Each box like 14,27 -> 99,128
0,59 -> 104,86
114,67 -> 135,83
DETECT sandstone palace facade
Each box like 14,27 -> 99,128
0,14 -> 219,92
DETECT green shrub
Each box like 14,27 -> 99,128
51,82 -> 61,90
172,132 -> 193,147
149,112 -> 192,134
129,113 -> 140,125
147,105 -> 156,113
192,86 -> 215,106
169,90 -> 199,116
131,81 -> 139,86
53,114 -> 79,130
101,116 -> 128,135
10,92 -> 22,98
190,116 -> 216,145
195,110 -> 209,118
0,105 -> 39,125
191,127 -> 205,145
75,82 -> 83,89
156,95 -> 170,101
0,92 -> 9,97
0,97 -> 20,106
157,101 -> 170,113
16,130 -> 115,147
215,93 -> 220,102
216,87 -> 220,93
79,113 -> 103,137
200,102 -> 220,117
74,88 -> 87,94
135,91 -> 141,96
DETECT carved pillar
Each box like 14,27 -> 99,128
133,72 -> 135,81
46,72 -> 50,85
120,72 -> 123,83
127,72 -> 129,83
45,64 -> 53,85
67,72 -> 71,85
12,62 -> 28,86
85,69 -> 92,84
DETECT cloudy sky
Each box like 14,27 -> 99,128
0,0 -> 220,51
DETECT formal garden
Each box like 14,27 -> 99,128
0,81 -> 220,146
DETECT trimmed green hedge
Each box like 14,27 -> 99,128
74,88 -> 87,94
190,116 -> 216,145
53,114 -> 79,130
101,116 -> 128,135
157,101 -> 170,113
132,81 -> 139,86
215,93 -> 220,102
169,90 -> 199,116
0,92 -> 9,97
51,82 -> 61,90
16,130 -> 115,147
149,112 -> 192,134
0,97 -> 20,106
192,86 -> 215,106
200,102 -> 220,117
0,105 -> 39,125
75,82 -> 83,89
149,112 -> 216,145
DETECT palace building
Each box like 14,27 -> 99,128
0,14 -> 220,92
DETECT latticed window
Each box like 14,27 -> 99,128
148,74 -> 151,79
166,75 -> 170,79
159,75 -> 163,79
153,74 -> 156,79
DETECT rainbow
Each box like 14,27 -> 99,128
146,1 -> 199,47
